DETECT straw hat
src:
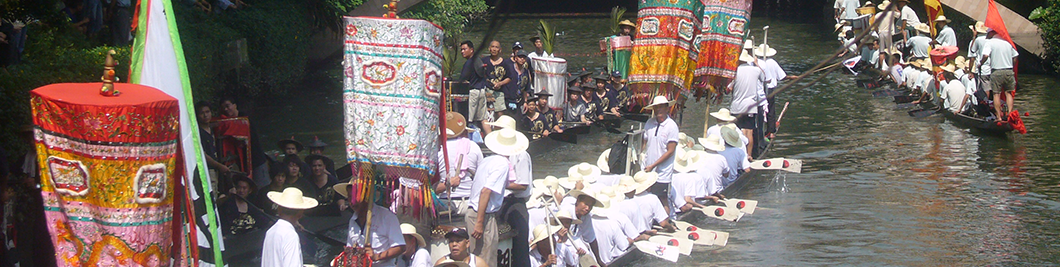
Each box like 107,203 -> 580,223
632,171 -> 659,194
674,149 -> 707,173
753,43 -> 777,58
678,132 -> 695,148
567,189 -> 605,208
955,56 -> 968,70
619,19 -> 637,28
532,176 -> 564,197
550,209 -> 583,225
863,1 -> 874,7
560,163 -> 600,189
484,128 -> 529,156
739,50 -> 756,64
742,40 -> 754,50
400,223 -> 426,247
277,137 -> 303,152
914,23 -> 931,34
591,194 -> 613,216
970,21 -> 988,34
267,188 -> 319,210
934,15 -> 951,23
307,136 -> 328,148
939,62 -> 956,73
614,176 -> 637,195
530,224 -> 561,246
489,115 -> 518,130
435,259 -> 471,267
643,95 -> 675,110
720,126 -> 742,148
597,148 -> 612,173
558,175 -> 585,190
876,1 -> 891,11
697,134 -> 726,152
710,108 -> 737,122
445,111 -> 468,138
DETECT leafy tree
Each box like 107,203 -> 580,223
1031,0 -> 1060,72
403,0 -> 490,76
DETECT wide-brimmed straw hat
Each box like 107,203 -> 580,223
743,40 -> 754,50
877,1 -> 892,11
939,63 -> 957,73
739,50 -> 756,64
643,95 -> 675,110
632,171 -> 658,194
863,1 -> 874,7
530,224 -> 561,246
615,176 -> 638,195
597,148 -> 613,173
934,15 -> 951,23
533,176 -> 564,197
674,149 -> 708,173
400,223 -> 426,247
485,128 -> 529,156
754,43 -> 777,58
698,134 -> 726,152
445,111 -> 468,138
970,21 -> 989,34
277,137 -> 303,152
710,108 -> 737,122
955,56 -> 968,70
567,189 -> 606,208
568,162 -> 602,179
551,209 -> 583,225
267,188 -> 319,210
488,115 -> 518,130
435,259 -> 471,267
721,126 -> 742,148
915,23 -> 931,34
619,20 -> 637,28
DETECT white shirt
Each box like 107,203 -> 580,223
719,146 -> 748,184
697,152 -> 729,196
644,117 -> 679,183
398,247 -> 432,267
941,79 -> 967,112
669,172 -> 704,209
875,10 -> 898,33
505,151 -> 533,198
590,216 -> 632,265
907,36 -> 932,58
760,58 -> 786,89
935,25 -> 957,47
559,196 -> 596,243
621,193 -> 668,233
262,219 -> 302,267
841,0 -> 861,20
439,137 -> 484,198
470,155 -> 510,213
917,70 -> 935,94
982,38 -> 1019,70
904,67 -> 920,89
528,51 -> 553,59
347,205 -> 407,267
706,124 -> 748,147
969,35 -> 991,75
900,6 -> 920,27
555,239 -> 580,267
730,63 -> 766,114
958,70 -> 978,104
889,64 -> 904,84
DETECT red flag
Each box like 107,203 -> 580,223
924,0 -> 943,36
984,0 -> 1015,48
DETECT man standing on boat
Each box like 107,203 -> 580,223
501,122 -> 534,267
486,40 -> 516,113
334,179 -> 407,267
641,96 -> 679,215
261,188 -> 318,267
979,28 -> 1019,122
528,37 -> 552,59
437,112 -> 483,216
467,128 -> 527,265
460,40 -> 490,130
932,16 -> 957,47
967,22 -> 992,113
839,0 -> 861,20
907,24 -> 932,61
874,1 -> 900,52
729,48 -> 766,159
755,44 -> 797,140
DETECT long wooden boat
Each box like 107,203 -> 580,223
938,108 -> 1014,135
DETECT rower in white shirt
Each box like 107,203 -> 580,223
262,188 -> 319,267
398,224 -> 432,267
333,179 -> 407,267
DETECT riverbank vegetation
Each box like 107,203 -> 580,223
1031,0 -> 1060,72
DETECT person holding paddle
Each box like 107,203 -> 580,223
436,112 -> 483,216
333,179 -> 407,267
261,188 -> 318,266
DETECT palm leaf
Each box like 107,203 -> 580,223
538,20 -> 556,54
610,6 -> 627,35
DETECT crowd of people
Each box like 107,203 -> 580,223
834,0 -> 1020,121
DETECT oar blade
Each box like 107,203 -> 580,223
694,206 -> 741,222
634,241 -> 680,262
648,235 -> 693,255
722,199 -> 759,215
750,158 -> 802,173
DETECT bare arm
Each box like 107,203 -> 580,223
506,182 -> 527,191
472,188 -> 492,239
371,245 -> 406,262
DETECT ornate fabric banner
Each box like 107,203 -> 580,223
606,36 -> 633,79
531,56 -> 567,106
32,83 -> 186,266
628,0 -> 703,106
694,0 -> 752,90
342,17 -> 443,214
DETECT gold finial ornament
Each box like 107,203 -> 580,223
383,0 -> 399,18
100,50 -> 121,96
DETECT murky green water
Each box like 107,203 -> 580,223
254,17 -> 1060,265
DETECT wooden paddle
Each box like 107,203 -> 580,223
648,235 -> 693,255
668,221 -> 730,247
719,199 -> 759,215
908,108 -> 937,118
750,158 -> 803,173
633,241 -> 680,262
692,205 -> 742,222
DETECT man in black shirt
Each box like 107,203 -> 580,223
195,101 -> 230,175
459,40 -> 490,129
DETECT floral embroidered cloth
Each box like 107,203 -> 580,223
531,56 -> 567,106
628,0 -> 703,107
31,83 -> 190,266
694,0 -> 753,90
342,17 -> 443,190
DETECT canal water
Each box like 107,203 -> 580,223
254,17 -> 1060,265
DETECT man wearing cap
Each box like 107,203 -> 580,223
467,128 -> 527,265
606,71 -> 630,114
437,228 -> 489,267
507,50 -> 533,112
729,47 -> 766,158
874,1 -> 900,52
399,224 -> 432,267
906,24 -> 932,60
535,92 -> 565,135
262,188 -> 319,267
896,0 -> 920,30
559,190 -> 606,267
306,137 -> 336,176
980,29 -> 1019,120
564,86 -> 590,124
459,40 -> 490,129
754,44 -> 797,139
523,97 -> 550,138
528,37 -> 552,59
641,95 -> 679,215
334,179 -> 407,267
437,112 -> 484,216
932,16 -> 956,47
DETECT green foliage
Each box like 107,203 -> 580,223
403,0 -> 489,77
0,0 -> 66,26
609,6 -> 627,35
0,26 -> 131,154
1030,0 -> 1060,72
537,20 -> 556,54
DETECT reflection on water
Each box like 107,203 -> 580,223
254,16 -> 1060,265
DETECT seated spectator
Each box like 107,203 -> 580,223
219,174 -> 268,237
398,224 -> 431,267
